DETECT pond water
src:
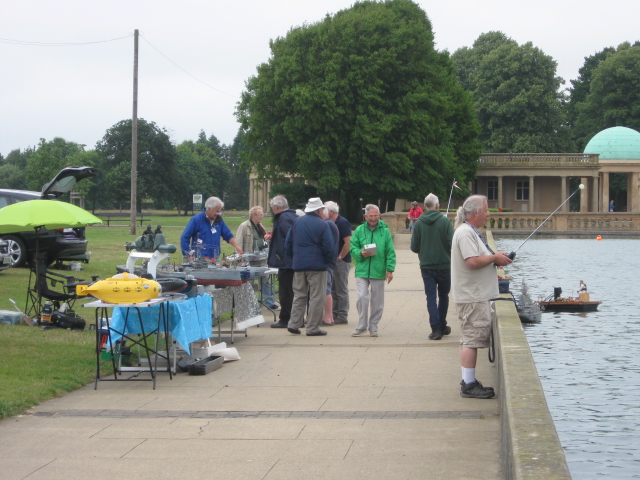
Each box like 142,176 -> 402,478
496,237 -> 640,479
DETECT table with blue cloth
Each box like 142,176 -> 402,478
111,294 -> 212,354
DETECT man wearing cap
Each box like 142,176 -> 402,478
284,198 -> 336,336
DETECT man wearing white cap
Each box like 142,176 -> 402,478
284,197 -> 336,336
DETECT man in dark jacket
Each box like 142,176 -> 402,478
267,195 -> 298,329
284,197 -> 336,336
410,193 -> 454,340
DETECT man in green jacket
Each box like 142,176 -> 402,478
410,193 -> 454,340
350,204 -> 396,337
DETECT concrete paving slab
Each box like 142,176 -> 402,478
0,235 -> 502,480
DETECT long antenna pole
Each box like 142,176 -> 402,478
130,29 -> 139,235
507,184 -> 584,259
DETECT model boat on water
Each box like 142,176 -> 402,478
515,280 -> 541,323
537,287 -> 602,312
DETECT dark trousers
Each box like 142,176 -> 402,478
420,268 -> 451,331
277,268 -> 295,324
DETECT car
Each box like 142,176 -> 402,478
0,239 -> 11,271
0,166 -> 98,267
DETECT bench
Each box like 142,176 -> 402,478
99,213 -> 150,227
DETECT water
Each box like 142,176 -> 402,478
496,237 -> 640,479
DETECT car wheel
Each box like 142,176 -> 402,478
2,235 -> 28,267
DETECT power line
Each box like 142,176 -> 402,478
139,34 -> 238,98
0,34 -> 133,46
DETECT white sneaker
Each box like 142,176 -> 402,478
351,328 -> 366,337
370,332 -> 378,337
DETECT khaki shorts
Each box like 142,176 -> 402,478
456,301 -> 493,348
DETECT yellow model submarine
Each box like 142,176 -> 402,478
76,272 -> 161,304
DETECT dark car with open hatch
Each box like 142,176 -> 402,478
0,166 -> 98,267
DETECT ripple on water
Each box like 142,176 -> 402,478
496,238 -> 640,479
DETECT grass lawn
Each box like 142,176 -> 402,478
0,210 -> 263,420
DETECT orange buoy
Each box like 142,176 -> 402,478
596,235 -> 602,241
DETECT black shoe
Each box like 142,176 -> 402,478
334,319 -> 348,325
287,327 -> 301,335
306,330 -> 327,336
271,322 -> 288,329
428,330 -> 443,340
460,380 -> 495,399
441,326 -> 451,336
267,304 -> 280,310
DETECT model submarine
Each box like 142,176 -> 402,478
76,272 -> 162,304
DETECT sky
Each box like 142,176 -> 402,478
1,0 -> 638,157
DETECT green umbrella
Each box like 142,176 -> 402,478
0,199 -> 102,234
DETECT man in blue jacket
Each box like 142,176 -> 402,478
181,196 -> 242,258
267,195 -> 299,329
284,197 -> 336,336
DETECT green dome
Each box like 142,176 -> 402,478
584,126 -> 640,160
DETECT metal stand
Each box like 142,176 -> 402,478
84,298 -> 171,390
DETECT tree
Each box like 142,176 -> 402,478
572,43 -> 640,148
174,140 -> 230,215
222,130 -> 250,210
452,32 -> 572,153
236,0 -> 480,211
95,119 -> 179,210
25,138 -> 85,191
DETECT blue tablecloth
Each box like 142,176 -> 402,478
110,294 -> 212,354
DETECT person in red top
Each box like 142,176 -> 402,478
408,201 -> 423,232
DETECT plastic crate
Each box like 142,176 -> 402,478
188,355 -> 224,375
0,310 -> 23,326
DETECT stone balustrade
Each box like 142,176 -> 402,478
382,211 -> 640,235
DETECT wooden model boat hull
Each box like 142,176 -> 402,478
538,301 -> 601,312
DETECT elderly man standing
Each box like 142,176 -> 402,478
325,201 -> 352,325
452,195 -> 512,399
350,204 -> 396,337
181,196 -> 242,259
284,197 -> 336,336
267,195 -> 298,329
410,193 -> 453,341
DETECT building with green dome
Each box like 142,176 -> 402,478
584,126 -> 640,213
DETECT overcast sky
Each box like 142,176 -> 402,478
1,0 -> 638,157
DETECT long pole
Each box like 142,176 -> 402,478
130,29 -> 139,235
507,184 -> 585,260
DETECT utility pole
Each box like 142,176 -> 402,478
130,29 -> 139,235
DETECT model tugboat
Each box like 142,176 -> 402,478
537,282 -> 602,312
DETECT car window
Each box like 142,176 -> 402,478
0,196 -> 10,208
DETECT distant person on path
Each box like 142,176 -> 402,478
609,200 -> 615,212
325,201 -> 352,325
350,204 -> 396,337
236,206 -> 277,309
267,195 -> 299,329
410,193 -> 453,341
284,197 -> 336,336
181,196 -> 242,259
408,201 -> 423,232
451,195 -> 512,399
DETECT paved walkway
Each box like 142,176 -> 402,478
0,235 -> 501,480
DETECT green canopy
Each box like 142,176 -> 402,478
0,200 -> 102,234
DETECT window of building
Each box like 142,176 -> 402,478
516,180 -> 529,201
488,180 -> 498,201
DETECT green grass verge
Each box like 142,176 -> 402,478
0,210 -> 261,419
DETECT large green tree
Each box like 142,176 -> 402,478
236,0 -> 480,210
571,43 -> 640,149
95,119 -> 178,210
452,32 -> 571,153
174,139 -> 230,215
24,138 -> 85,191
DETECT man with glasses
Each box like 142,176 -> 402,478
181,196 -> 243,259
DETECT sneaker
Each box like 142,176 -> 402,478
460,380 -> 495,399
369,331 -> 378,337
441,326 -> 451,336
428,330 -> 443,340
351,328 -> 366,337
